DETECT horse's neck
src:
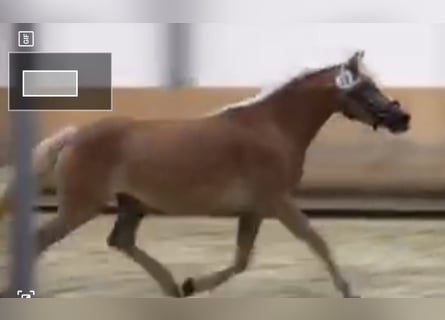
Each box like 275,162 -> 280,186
267,89 -> 335,153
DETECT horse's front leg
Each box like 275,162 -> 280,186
181,213 -> 262,297
109,193 -> 182,297
266,196 -> 359,298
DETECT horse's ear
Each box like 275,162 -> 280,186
355,50 -> 365,59
347,50 -> 365,74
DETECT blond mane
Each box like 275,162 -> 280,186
206,50 -> 380,117
205,67 -> 323,117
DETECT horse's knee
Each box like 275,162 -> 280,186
107,227 -> 137,250
108,194 -> 145,250
107,216 -> 141,250
233,257 -> 250,274
107,226 -> 127,249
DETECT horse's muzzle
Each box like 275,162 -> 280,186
384,104 -> 411,133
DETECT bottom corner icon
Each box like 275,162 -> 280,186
17,290 -> 36,298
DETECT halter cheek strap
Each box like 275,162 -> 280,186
335,65 -> 361,116
335,65 -> 359,90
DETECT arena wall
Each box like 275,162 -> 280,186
0,86 -> 444,195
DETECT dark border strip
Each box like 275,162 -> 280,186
33,205 -> 445,220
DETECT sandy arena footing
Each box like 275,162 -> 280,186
2,216 -> 445,298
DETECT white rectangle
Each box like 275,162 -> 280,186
22,70 -> 78,97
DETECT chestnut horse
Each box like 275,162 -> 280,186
0,51 -> 410,298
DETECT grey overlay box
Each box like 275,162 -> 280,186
9,52 -> 111,111
22,70 -> 78,97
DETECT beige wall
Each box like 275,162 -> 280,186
1,87 -> 445,195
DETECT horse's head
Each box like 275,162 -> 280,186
333,50 -> 411,133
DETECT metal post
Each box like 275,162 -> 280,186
9,23 -> 37,296
163,22 -> 194,88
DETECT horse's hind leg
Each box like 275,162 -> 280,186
0,213 -> 90,297
108,193 -> 182,297
0,189 -> 103,297
181,214 -> 262,297
36,208 -> 95,255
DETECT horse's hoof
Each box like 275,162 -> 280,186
181,278 -> 195,297
339,281 -> 360,298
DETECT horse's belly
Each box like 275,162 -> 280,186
119,178 -> 255,216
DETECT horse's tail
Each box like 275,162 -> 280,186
0,126 -> 78,221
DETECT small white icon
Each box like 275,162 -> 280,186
17,290 -> 36,298
18,31 -> 34,48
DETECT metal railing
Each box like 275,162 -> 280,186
9,23 -> 38,297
